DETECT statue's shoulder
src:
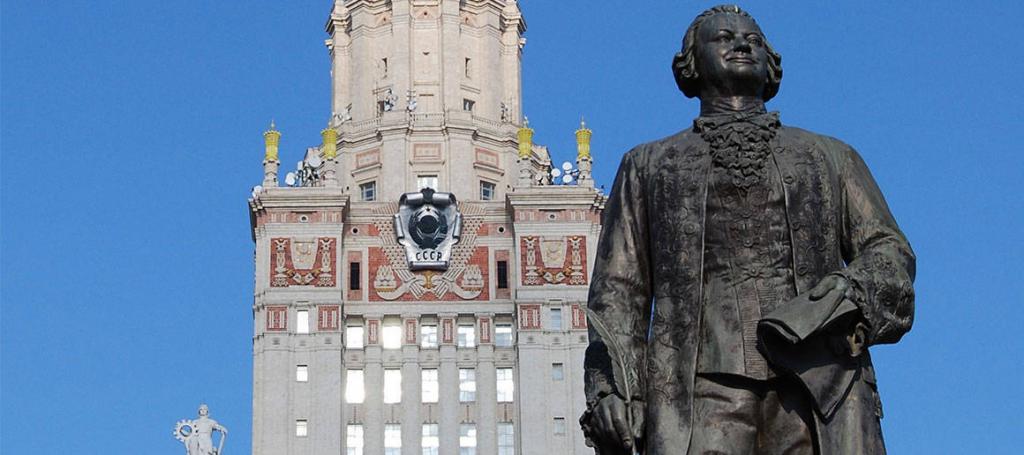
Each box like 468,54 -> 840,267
777,125 -> 855,152
625,128 -> 703,164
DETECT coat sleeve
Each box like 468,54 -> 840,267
834,143 -> 916,345
580,147 -> 653,443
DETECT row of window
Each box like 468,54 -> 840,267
296,363 -> 565,386
282,309 -> 564,338
341,423 -> 514,455
357,180 -> 497,202
298,419 -> 567,453
342,368 -> 515,404
344,323 -> 514,349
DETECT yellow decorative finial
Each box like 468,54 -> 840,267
517,116 -> 534,159
263,121 -> 281,162
575,116 -> 592,159
321,121 -> 338,160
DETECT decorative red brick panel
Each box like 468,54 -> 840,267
368,246 -> 490,301
519,236 -> 588,286
266,306 -> 288,331
347,224 -> 379,237
571,304 -> 588,330
474,148 -> 500,169
412,144 -> 443,162
441,318 -> 454,344
479,224 -> 512,237
318,305 -> 341,331
519,304 -> 541,330
514,209 -> 601,223
405,319 -> 418,345
354,148 -> 380,169
255,211 -> 345,227
367,320 -> 380,345
270,237 -> 337,287
479,317 -> 492,344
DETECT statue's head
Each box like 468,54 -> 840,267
198,404 -> 209,417
672,5 -> 783,101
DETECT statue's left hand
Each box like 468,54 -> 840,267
810,275 -> 869,357
808,274 -> 851,301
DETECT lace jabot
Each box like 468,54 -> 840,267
694,111 -> 781,191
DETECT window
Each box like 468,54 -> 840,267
552,363 -> 564,381
549,308 -> 562,330
495,324 -> 513,347
360,181 -> 377,201
296,365 -> 308,382
384,369 -> 402,404
459,368 -> 476,402
349,262 -> 361,290
417,175 -> 438,190
345,370 -> 365,403
421,324 -> 438,348
553,417 -> 566,436
459,424 -> 477,455
480,181 -> 496,200
422,424 -> 439,455
457,324 -> 476,348
297,310 -> 310,334
496,368 -> 514,402
421,369 -> 439,403
381,58 -> 389,77
346,326 -> 364,349
496,261 -> 508,289
465,57 -> 472,78
296,419 -> 308,437
347,425 -> 364,455
463,98 -> 475,112
497,423 -> 515,455
385,425 -> 401,455
383,324 -> 402,350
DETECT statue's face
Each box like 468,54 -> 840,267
695,13 -> 769,97
198,405 -> 209,417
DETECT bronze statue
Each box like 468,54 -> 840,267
581,5 -> 915,454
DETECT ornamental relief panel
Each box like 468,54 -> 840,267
368,202 -> 488,301
520,235 -> 587,285
270,237 -> 337,287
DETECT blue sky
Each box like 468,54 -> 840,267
2,1 -> 1022,453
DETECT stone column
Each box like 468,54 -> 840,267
477,321 -> 497,455
438,313 -> 458,455
402,314 -> 421,455
364,315 -> 384,455
327,1 -> 351,118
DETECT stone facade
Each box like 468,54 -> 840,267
248,1 -> 603,454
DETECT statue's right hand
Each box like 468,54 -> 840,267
592,394 -> 642,452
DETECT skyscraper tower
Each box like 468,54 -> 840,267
248,2 -> 603,453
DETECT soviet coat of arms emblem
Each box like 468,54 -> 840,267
394,188 -> 462,270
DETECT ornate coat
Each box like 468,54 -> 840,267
581,122 -> 916,454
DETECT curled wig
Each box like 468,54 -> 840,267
672,5 -> 783,101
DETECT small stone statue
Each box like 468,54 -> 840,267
581,5 -> 915,455
174,404 -> 228,455
332,104 -> 352,126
